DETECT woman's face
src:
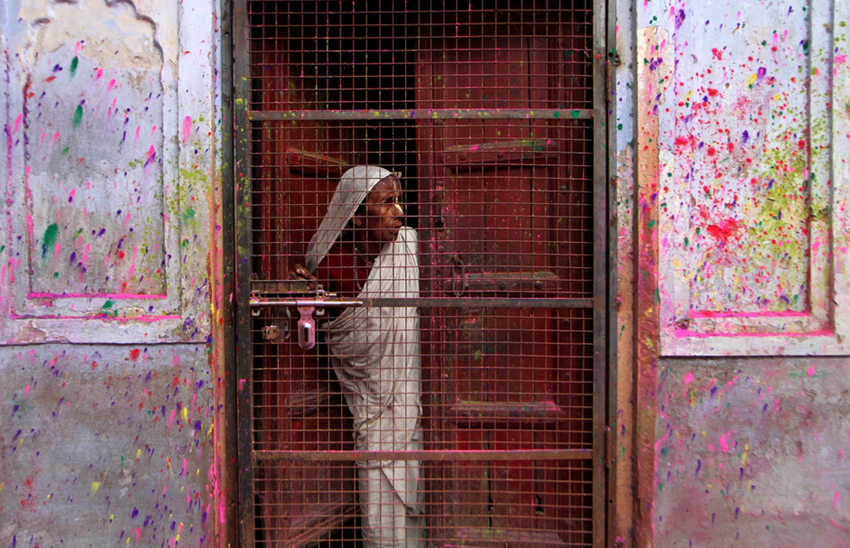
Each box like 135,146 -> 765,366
357,175 -> 404,244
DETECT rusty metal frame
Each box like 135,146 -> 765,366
232,0 -> 256,542
219,0 -> 239,545
230,1 -> 613,546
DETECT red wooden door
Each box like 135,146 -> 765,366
249,35 -> 361,546
416,23 -> 595,546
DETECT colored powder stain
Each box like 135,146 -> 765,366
683,372 -> 694,384
90,481 -> 100,496
719,434 -> 729,452
570,110 -> 581,119
70,56 -> 79,78
706,218 -> 739,243
182,115 -> 192,142
102,300 -> 114,310
73,105 -> 84,128
182,208 -> 196,221
130,348 -> 141,361
757,66 -> 767,80
674,8 -> 685,30
835,490 -> 840,510
807,365 -> 815,377
42,223 -> 59,259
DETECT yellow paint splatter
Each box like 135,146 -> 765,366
90,481 -> 101,496
181,407 -> 188,422
747,73 -> 758,86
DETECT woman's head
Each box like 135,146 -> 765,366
353,173 -> 404,245
305,165 -> 401,272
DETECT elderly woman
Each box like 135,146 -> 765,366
293,165 -> 424,547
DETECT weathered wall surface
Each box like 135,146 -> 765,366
655,358 -> 850,546
0,0 -> 222,545
2,345 -> 213,546
625,0 -> 850,545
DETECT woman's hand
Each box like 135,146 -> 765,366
290,263 -> 318,290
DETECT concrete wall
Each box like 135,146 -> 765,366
0,1 -> 223,546
618,0 -> 850,545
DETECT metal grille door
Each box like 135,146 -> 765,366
234,2 -> 608,546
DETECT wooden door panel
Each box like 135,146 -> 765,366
418,17 -> 593,544
251,39 -> 360,545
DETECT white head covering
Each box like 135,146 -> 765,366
304,165 -> 392,273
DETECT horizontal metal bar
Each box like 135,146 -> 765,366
253,448 -> 592,463
249,297 -> 363,308
249,108 -> 593,121
250,297 -> 593,309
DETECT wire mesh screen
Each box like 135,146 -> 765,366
239,1 -> 601,546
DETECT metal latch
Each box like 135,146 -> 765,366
249,288 -> 364,350
296,304 -> 317,350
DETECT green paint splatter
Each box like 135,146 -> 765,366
42,223 -> 58,258
61,146 -> 70,155
570,110 -> 581,119
73,105 -> 84,128
182,208 -> 196,220
102,300 -> 114,309
70,56 -> 79,78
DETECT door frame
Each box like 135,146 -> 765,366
220,0 -> 624,545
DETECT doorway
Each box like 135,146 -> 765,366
233,1 -> 607,545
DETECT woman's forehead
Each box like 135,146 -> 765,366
369,175 -> 401,195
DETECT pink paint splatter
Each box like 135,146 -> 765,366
807,365 -> 815,377
107,79 -> 116,91
706,218 -> 740,243
719,433 -> 729,452
182,115 -> 192,143
683,372 -> 694,384
835,490 -> 840,510
127,245 -> 138,278
13,113 -> 22,133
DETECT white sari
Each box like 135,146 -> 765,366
306,166 -> 423,546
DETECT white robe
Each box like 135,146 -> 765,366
326,226 -> 422,511
306,166 -> 424,545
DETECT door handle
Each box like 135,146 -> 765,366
249,288 -> 364,350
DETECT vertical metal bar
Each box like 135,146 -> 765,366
218,0 -> 239,546
232,0 -> 255,545
605,0 -> 622,544
592,0 -> 610,546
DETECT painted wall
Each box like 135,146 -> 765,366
620,0 -> 850,545
0,1 -> 224,546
